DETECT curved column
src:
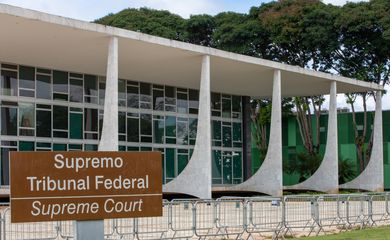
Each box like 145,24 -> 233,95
340,91 -> 383,192
285,81 -> 338,193
75,36 -> 118,240
217,69 -> 282,196
98,36 -> 119,151
163,55 -> 212,199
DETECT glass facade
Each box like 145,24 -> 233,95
0,62 -> 243,186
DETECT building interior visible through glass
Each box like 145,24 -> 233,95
0,63 -> 243,186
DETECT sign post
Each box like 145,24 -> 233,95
10,151 -> 162,231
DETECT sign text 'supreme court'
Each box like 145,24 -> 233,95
10,151 -> 162,223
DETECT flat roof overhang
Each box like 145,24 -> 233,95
0,4 -> 383,98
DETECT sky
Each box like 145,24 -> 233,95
0,0 -> 385,111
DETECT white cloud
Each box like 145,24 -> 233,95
322,0 -> 369,6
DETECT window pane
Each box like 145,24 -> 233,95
19,103 -> 35,136
233,152 -> 242,180
232,96 -> 241,112
140,114 -> 152,136
223,154 -> 232,184
127,85 -> 139,108
222,125 -> 232,147
19,66 -> 35,89
70,78 -> 83,102
153,89 -> 164,111
1,148 -> 16,185
222,98 -> 231,118
212,150 -> 222,181
165,148 -> 175,178
84,108 -> 98,132
19,141 -> 35,151
177,121 -> 188,145
233,122 -> 242,142
211,93 -> 221,110
53,106 -> 68,130
53,70 -> 68,93
177,92 -> 188,113
154,119 -> 164,144
1,70 -> 17,96
53,144 -> 67,151
212,121 -> 221,140
189,118 -> 197,139
118,112 -> 126,134
140,83 -> 151,109
189,89 -> 199,114
36,74 -> 51,99
84,75 -> 97,96
127,117 -> 139,142
165,116 -> 176,137
118,79 -> 126,106
1,107 -> 17,135
70,113 -> 83,139
178,154 -> 188,174
36,110 -> 51,137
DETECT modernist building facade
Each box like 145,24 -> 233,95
0,4 -> 384,198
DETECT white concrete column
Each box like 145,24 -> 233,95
74,36 -> 118,240
220,69 -> 283,196
340,91 -> 384,191
163,55 -> 212,199
285,81 -> 339,193
98,36 -> 119,151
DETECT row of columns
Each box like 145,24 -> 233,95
99,37 -> 384,200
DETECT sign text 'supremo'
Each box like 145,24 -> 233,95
10,151 -> 162,223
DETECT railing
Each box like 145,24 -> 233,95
1,193 -> 390,239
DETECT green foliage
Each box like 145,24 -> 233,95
94,8 -> 187,41
338,157 -> 357,184
185,14 -> 215,46
284,152 -> 322,182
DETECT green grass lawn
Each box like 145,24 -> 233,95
303,227 -> 390,239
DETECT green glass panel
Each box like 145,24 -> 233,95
233,122 -> 241,141
70,113 -> 83,139
127,146 -> 139,151
19,141 -> 34,151
165,116 -> 176,137
84,144 -> 97,151
223,154 -> 232,184
53,144 -> 67,151
37,142 -> 51,148
178,154 -> 188,174
69,144 -> 82,150
165,148 -> 175,178
154,119 -> 164,144
222,98 -> 231,118
233,152 -> 242,179
212,121 -> 221,140
212,150 -> 222,179
222,125 -> 232,148
84,108 -> 98,132
177,121 -> 188,145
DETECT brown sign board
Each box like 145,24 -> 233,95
10,151 -> 162,223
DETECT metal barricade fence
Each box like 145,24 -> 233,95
283,195 -> 319,236
317,195 -> 348,230
169,200 -> 194,239
245,197 -> 283,238
346,194 -> 370,228
1,193 -> 390,240
368,193 -> 388,225
215,199 -> 246,239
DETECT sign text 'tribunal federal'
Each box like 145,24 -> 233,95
10,151 -> 162,223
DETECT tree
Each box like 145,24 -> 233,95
258,0 -> 338,156
185,14 -> 216,47
95,8 -> 187,41
333,0 -> 390,172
